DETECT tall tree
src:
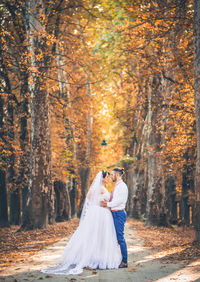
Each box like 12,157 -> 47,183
0,10 -> 11,227
21,0 -> 53,230
193,0 -> 200,241
0,95 -> 9,227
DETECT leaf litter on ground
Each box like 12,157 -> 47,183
129,219 -> 200,264
1,218 -> 200,274
0,219 -> 79,272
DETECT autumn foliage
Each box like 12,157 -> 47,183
0,0 -> 199,241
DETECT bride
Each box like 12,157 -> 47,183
41,170 -> 122,275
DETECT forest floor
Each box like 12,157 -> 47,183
0,218 -> 200,282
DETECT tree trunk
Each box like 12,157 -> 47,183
146,77 -> 167,226
66,175 -> 73,219
77,74 -> 92,217
85,74 -> 92,165
0,95 -> 9,228
193,0 -> 200,241
166,176 -> 177,224
130,104 -> 148,219
20,0 -> 53,230
7,96 -> 21,225
54,180 -> 71,221
126,168 -> 134,217
0,38 -> 10,227
78,167 -> 91,217
21,81 -> 52,229
54,181 -> 63,222
181,153 -> 194,226
56,43 -> 78,218
70,177 -> 78,217
19,73 -> 30,223
0,169 -> 9,227
9,188 -> 21,225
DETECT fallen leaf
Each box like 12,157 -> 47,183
128,268 -> 137,272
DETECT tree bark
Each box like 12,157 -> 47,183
193,0 -> 200,241
55,42 -> 79,219
146,76 -> 168,226
78,167 -> 91,217
19,78 -> 30,223
130,103 -> 148,219
126,168 -> 134,217
77,74 -> 92,217
181,152 -> 194,226
7,96 -> 21,225
9,188 -> 21,225
20,0 -> 53,230
166,176 -> 177,224
21,80 -> 52,229
0,168 -> 9,227
0,23 -> 9,228
20,94 -> 29,219
70,177 -> 78,217
54,180 -> 71,221
0,97 -> 9,227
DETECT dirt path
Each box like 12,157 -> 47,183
0,220 -> 200,282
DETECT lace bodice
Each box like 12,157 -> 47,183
99,186 -> 110,201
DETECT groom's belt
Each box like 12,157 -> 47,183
111,209 -> 125,213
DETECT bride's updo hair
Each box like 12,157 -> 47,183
112,168 -> 125,176
102,170 -> 110,178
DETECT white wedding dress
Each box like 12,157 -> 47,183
41,172 -> 122,275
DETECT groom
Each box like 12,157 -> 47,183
100,168 -> 128,268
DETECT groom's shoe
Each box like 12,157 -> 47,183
119,261 -> 128,268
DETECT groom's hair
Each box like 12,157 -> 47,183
112,168 -> 125,176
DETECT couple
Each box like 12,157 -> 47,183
41,168 -> 128,275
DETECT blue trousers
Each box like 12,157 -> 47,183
112,210 -> 128,263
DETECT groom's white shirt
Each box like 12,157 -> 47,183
107,180 -> 128,210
